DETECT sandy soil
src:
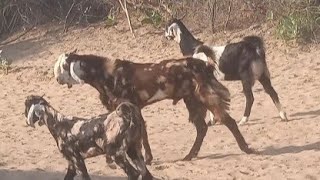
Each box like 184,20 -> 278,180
0,20 -> 320,180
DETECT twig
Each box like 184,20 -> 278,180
118,0 -> 135,38
0,25 -> 35,47
224,0 -> 232,30
208,0 -> 217,33
64,0 -> 76,33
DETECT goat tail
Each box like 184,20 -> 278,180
243,35 -> 270,78
193,45 -> 216,65
210,78 -> 231,112
243,36 -> 266,60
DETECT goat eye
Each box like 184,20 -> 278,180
62,63 -> 69,70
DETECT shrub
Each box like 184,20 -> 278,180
276,1 -> 320,42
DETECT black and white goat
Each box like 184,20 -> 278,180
24,95 -> 153,180
165,19 -> 288,125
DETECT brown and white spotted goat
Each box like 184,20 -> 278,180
24,95 -> 153,180
53,52 -> 254,163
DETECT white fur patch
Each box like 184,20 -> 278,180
194,45 -> 226,81
280,111 -> 288,121
192,52 -> 208,62
27,104 -> 36,127
211,46 -> 226,80
165,23 -> 181,43
238,116 -> 249,125
147,89 -> 168,103
71,121 -> 85,135
211,46 -> 226,60
70,61 -> 85,84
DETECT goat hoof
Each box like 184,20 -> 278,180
238,116 -> 249,126
145,154 -> 153,165
145,159 -> 152,165
207,121 -> 215,126
280,111 -> 288,121
182,154 -> 195,161
242,147 -> 255,154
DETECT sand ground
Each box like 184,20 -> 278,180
0,20 -> 320,180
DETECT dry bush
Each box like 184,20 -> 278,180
0,0 -> 114,37
0,0 -> 318,43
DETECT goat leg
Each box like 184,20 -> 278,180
114,154 -> 140,180
127,144 -> 153,180
71,154 -> 91,180
224,113 -> 254,154
183,97 -> 207,161
64,161 -> 76,180
141,119 -> 153,165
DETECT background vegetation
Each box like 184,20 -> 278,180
0,0 -> 319,43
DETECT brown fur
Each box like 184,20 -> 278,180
55,53 -> 254,162
24,95 -> 153,180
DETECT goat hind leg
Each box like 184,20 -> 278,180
259,73 -> 288,121
141,118 -> 153,165
224,113 -> 254,154
238,73 -> 254,125
183,97 -> 208,161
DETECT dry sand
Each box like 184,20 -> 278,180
0,20 -> 320,180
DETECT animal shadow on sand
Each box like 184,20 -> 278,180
291,109 -> 320,118
282,109 -> 320,121
0,169 -> 126,180
260,141 -> 320,156
153,153 -> 240,165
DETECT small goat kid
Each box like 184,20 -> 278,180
53,51 -> 254,163
165,18 -> 288,125
24,95 -> 153,180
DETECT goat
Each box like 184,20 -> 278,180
24,95 -> 153,180
53,51 -> 254,163
165,18 -> 288,125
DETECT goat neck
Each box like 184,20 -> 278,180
40,105 -> 66,139
179,29 -> 203,56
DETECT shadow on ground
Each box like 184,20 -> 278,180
0,169 -> 126,180
260,141 -> 320,156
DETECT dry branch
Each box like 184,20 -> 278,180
224,0 -> 232,30
118,0 -> 135,38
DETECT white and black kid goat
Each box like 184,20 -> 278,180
24,95 -> 153,180
165,18 -> 288,125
